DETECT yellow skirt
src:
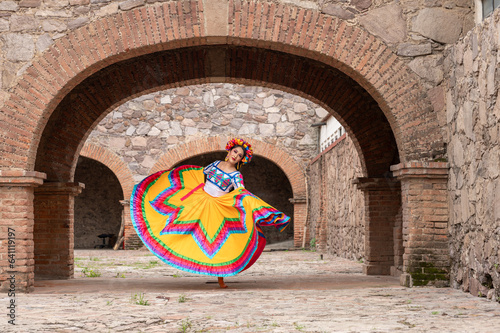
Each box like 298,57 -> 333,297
130,165 -> 289,276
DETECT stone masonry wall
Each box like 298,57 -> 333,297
86,83 -> 327,183
307,134 -> 365,260
0,0 -> 474,107
444,9 -> 500,301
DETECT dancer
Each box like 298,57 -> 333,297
130,138 -> 290,288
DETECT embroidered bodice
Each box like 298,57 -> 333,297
203,160 -> 244,197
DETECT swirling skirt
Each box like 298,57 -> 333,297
130,165 -> 290,277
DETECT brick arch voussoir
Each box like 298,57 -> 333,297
79,143 -> 135,200
150,136 -> 306,198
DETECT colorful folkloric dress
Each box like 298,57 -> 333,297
130,161 -> 290,277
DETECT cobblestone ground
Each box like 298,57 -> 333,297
2,247 -> 499,333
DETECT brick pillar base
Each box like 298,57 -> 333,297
391,162 -> 449,287
289,197 -> 307,248
34,182 -> 84,280
355,177 -> 401,275
0,171 -> 46,293
124,198 -> 142,249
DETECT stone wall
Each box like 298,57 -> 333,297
444,9 -> 500,301
86,83 -> 326,182
307,134 -> 365,260
0,0 -> 474,104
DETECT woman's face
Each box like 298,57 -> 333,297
228,146 -> 245,165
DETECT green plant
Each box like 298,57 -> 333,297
90,257 -> 100,261
178,294 -> 187,303
294,322 -> 305,331
431,311 -> 439,315
115,273 -> 125,278
309,238 -> 316,251
81,267 -> 101,277
145,260 -> 159,269
173,274 -> 182,278
131,292 -> 150,306
179,318 -> 192,332
106,300 -> 113,305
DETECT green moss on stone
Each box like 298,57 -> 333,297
408,262 -> 449,286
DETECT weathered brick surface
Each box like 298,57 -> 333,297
356,178 -> 402,276
0,172 -> 45,293
392,162 -> 450,286
33,183 -> 83,279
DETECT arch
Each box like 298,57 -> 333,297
0,0 -> 449,289
151,136 -> 306,198
79,143 -> 135,200
151,135 -> 306,247
0,0 -> 443,179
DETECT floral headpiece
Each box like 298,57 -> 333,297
225,138 -> 253,165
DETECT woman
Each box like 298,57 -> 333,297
130,138 -> 290,288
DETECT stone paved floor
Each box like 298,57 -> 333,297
2,248 -> 499,332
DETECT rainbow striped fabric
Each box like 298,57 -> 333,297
130,165 -> 290,277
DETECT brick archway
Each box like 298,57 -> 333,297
0,0 -> 448,291
151,136 -> 305,198
0,0 -> 442,174
78,143 -> 136,250
80,143 -> 135,200
151,136 -> 307,246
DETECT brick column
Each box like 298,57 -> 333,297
124,198 -> 142,249
0,171 -> 46,293
34,182 -> 84,280
391,162 -> 449,287
354,177 -> 401,275
119,200 -> 143,250
289,197 -> 307,248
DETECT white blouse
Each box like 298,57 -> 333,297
203,161 -> 245,197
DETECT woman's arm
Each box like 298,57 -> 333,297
232,172 -> 245,189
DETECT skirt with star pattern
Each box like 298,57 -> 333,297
130,165 -> 290,277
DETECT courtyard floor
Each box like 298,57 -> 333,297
2,245 -> 499,332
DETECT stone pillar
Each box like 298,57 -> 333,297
34,182 -> 84,280
289,197 -> 307,248
0,170 -> 46,293
391,162 -> 449,287
354,177 -> 401,275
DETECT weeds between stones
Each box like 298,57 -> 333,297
81,267 -> 101,277
130,292 -> 149,306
